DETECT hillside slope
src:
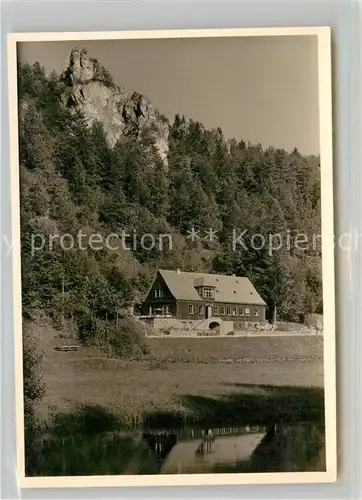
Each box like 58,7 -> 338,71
19,49 -> 322,346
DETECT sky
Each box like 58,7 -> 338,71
18,35 -> 319,155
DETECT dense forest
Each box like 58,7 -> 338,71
18,59 -> 322,348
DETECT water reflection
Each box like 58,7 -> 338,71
27,422 -> 325,475
143,423 -> 326,474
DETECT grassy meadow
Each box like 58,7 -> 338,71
37,324 -> 324,425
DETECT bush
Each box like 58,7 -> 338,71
108,317 -> 150,358
23,322 -> 46,475
23,324 -> 45,428
74,311 -> 150,358
52,405 -> 122,437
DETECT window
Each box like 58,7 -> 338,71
226,306 -> 231,315
213,306 -> 218,315
245,307 -> 250,317
198,305 -> 204,315
232,307 -> 237,316
188,304 -> 194,315
154,288 -> 163,298
203,287 -> 214,298
148,306 -> 153,315
239,307 -> 244,316
254,308 -> 259,317
219,306 -> 225,315
164,305 -> 170,315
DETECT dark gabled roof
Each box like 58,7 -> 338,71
158,269 -> 266,306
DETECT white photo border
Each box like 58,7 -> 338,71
7,26 -> 336,489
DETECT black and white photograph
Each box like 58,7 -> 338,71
8,28 -> 336,487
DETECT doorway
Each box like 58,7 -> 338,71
205,305 -> 212,319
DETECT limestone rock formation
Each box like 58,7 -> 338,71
61,48 -> 169,162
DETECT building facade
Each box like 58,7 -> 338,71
140,269 -> 267,323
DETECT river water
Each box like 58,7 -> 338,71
27,422 -> 325,476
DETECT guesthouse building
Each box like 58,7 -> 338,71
140,269 -> 267,324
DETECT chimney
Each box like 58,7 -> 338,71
176,268 -> 181,275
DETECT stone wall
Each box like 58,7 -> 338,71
140,315 -> 322,338
142,316 -> 249,337
234,320 -> 273,332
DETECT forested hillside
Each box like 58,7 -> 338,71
18,56 -> 322,344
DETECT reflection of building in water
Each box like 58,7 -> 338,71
141,424 -> 325,474
143,432 -> 177,463
196,439 -> 216,455
143,426 -> 268,473
160,431 -> 266,474
196,430 -> 216,455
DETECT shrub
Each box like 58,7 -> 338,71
108,317 -> 150,358
23,324 -> 45,428
74,311 -> 150,358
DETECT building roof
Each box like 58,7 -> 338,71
158,269 -> 266,306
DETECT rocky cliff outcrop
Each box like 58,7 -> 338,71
61,48 -> 169,162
